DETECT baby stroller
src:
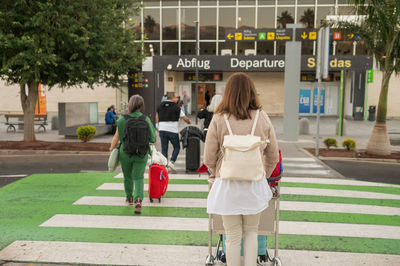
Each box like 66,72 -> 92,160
201,150 -> 283,266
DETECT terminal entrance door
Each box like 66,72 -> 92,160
191,83 -> 216,111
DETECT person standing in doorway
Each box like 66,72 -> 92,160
182,90 -> 191,116
156,92 -> 191,172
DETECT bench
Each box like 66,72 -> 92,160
389,131 -> 400,146
4,114 -> 47,133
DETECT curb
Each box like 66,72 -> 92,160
0,150 -> 109,156
300,148 -> 346,179
318,156 -> 400,164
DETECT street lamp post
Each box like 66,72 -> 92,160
194,21 -> 199,124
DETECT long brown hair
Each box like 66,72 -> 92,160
128,94 -> 145,113
215,72 -> 261,120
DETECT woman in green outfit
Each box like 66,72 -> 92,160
110,95 -> 156,214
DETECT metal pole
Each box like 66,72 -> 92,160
338,69 -> 344,136
316,80 -> 321,157
195,21 -> 199,125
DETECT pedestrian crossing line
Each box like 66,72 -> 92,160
284,169 -> 333,175
114,173 -> 400,189
96,183 -> 400,200
73,196 -> 400,216
283,163 -> 325,169
283,157 -> 316,162
282,177 -> 400,188
2,241 -> 400,266
114,173 -> 208,180
40,214 -> 400,240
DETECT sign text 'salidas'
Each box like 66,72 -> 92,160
230,58 -> 285,70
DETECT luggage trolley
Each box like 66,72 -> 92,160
205,180 -> 282,266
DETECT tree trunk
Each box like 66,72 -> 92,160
20,81 -> 38,142
366,70 -> 392,155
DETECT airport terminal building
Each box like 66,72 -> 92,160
1,0 -> 399,120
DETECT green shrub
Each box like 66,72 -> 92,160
342,138 -> 356,151
77,125 -> 97,142
323,137 -> 338,149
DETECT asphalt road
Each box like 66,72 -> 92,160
322,160 -> 400,185
0,154 -> 108,188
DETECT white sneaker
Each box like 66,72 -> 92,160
167,162 -> 176,172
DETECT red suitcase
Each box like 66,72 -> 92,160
148,164 -> 169,202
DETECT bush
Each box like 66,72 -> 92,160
323,137 -> 338,149
77,125 -> 97,142
342,138 -> 356,151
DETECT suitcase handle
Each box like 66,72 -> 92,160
160,170 -> 168,195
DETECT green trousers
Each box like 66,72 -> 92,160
119,149 -> 148,201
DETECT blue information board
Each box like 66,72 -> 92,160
313,88 -> 325,114
299,89 -> 311,114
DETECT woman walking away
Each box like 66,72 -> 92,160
197,94 -> 222,138
109,95 -> 156,214
204,73 -> 279,266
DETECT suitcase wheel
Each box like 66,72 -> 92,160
149,197 -> 153,203
158,198 -> 161,203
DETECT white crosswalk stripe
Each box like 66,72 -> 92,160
97,183 -> 400,200
3,241 -> 400,266
73,196 -> 400,216
40,214 -> 400,240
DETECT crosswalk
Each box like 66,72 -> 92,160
1,154 -> 400,265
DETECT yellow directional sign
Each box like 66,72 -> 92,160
267,32 -> 275,40
347,33 -> 354,39
296,29 -> 318,41
235,32 -> 242,40
227,33 -> 234,40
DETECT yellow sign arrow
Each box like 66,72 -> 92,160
347,33 -> 354,39
227,33 -> 234,40
301,32 -> 307,39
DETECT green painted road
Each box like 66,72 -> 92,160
0,171 -> 399,258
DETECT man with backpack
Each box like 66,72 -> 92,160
156,92 -> 191,172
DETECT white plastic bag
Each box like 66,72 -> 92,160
108,148 -> 119,172
150,145 -> 168,166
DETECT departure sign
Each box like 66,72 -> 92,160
128,71 -> 149,89
225,29 -> 292,42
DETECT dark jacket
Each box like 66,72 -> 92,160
197,109 -> 213,130
180,126 -> 205,148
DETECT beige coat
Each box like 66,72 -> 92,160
204,109 -> 279,178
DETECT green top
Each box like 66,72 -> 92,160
117,110 -> 156,147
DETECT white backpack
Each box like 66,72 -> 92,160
220,110 -> 269,181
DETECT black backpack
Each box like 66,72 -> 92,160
123,114 -> 150,157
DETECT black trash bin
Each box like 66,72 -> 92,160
368,105 -> 376,121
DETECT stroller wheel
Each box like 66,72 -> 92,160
272,257 -> 282,266
205,254 -> 214,266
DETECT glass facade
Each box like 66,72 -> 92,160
136,0 -> 364,56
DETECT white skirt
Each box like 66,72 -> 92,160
207,178 -> 273,215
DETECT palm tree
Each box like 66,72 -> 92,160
277,11 -> 294,29
300,8 -> 315,28
328,0 -> 399,155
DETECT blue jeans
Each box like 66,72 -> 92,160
159,130 -> 180,163
184,105 -> 188,116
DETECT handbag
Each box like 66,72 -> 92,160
108,147 -> 120,172
150,144 -> 168,166
220,110 -> 269,181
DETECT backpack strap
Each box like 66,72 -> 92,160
250,110 -> 260,136
223,114 -> 233,135
124,114 -> 130,120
